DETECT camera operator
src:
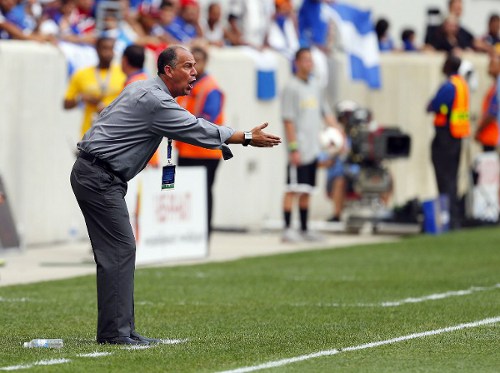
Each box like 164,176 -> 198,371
320,101 -> 396,224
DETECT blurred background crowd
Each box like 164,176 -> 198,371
0,0 -> 498,75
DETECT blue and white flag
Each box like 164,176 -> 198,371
325,3 -> 381,89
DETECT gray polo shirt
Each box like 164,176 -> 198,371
78,76 -> 235,181
281,75 -> 332,164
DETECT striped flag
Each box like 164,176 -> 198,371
326,2 -> 381,89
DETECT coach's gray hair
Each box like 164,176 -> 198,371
157,45 -> 189,75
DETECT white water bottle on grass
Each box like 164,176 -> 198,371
23,339 -> 63,348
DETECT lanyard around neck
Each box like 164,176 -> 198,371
95,67 -> 112,95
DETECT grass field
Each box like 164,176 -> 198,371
1,227 -> 500,372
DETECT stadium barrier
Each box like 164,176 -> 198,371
0,41 -> 490,245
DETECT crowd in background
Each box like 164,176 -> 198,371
1,0 -> 499,75
376,0 -> 499,55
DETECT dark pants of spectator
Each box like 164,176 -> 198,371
431,136 -> 462,230
70,157 -> 136,339
178,157 -> 220,237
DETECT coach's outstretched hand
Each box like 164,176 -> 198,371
249,123 -> 282,147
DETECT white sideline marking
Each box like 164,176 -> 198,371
217,316 -> 500,373
123,345 -> 152,350
0,359 -> 71,371
161,338 -> 189,345
123,339 -> 188,350
380,283 -> 500,307
0,297 -> 30,303
77,352 -> 112,358
294,283 -> 500,308
0,338 -> 188,370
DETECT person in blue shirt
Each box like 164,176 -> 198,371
375,18 -> 394,52
426,54 -> 470,230
164,0 -> 202,43
401,28 -> 417,51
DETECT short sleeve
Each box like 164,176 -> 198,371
281,84 -> 297,122
428,82 -> 455,113
64,70 -> 82,101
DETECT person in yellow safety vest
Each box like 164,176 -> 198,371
175,45 -> 224,240
427,53 -> 470,230
475,54 -> 500,151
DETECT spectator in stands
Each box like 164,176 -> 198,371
96,0 -> 165,56
175,45 -> 225,239
447,0 -> 489,52
375,18 -> 395,52
6,0 -> 41,35
72,0 -> 95,36
154,0 -> 177,43
163,0 -> 202,44
129,1 -> 172,57
426,54 -> 470,230
475,53 -> 500,152
401,28 -> 418,51
267,0 -> 299,61
482,13 -> 500,54
0,0 -> 41,39
0,1 -> 45,40
63,36 -> 126,139
137,1 -> 163,37
202,2 -> 223,47
223,13 -> 243,46
228,0 -> 274,49
427,15 -> 473,53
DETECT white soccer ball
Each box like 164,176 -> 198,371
319,126 -> 345,157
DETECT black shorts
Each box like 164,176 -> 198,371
286,160 -> 318,193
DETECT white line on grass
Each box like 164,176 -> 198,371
161,338 -> 189,345
0,338 -> 189,370
217,316 -> 500,373
0,297 -> 30,303
0,359 -> 71,371
380,283 -> 500,307
122,339 -> 189,350
77,352 -> 113,358
293,283 -> 500,308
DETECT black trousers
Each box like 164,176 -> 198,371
70,157 -> 136,339
177,157 -> 220,236
431,136 -> 462,229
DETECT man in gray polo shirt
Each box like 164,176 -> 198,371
281,47 -> 337,243
70,45 -> 281,345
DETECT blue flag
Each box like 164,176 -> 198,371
327,3 -> 381,89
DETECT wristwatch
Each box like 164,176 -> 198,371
243,131 -> 252,146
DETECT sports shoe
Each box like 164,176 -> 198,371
97,336 -> 149,345
130,331 -> 161,344
281,228 -> 303,243
326,215 -> 341,223
301,230 -> 324,242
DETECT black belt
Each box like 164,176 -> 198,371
78,151 -> 125,182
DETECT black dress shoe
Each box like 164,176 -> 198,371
130,331 -> 161,344
97,336 -> 149,345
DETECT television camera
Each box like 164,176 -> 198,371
334,100 -> 412,233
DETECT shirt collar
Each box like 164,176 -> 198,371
154,75 -> 172,97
